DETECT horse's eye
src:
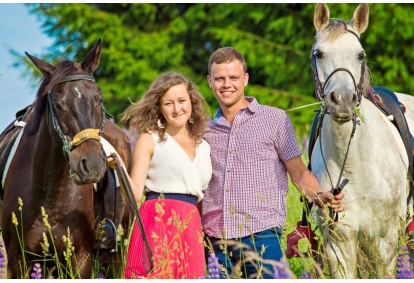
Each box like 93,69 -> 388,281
358,51 -> 366,61
54,103 -> 64,113
314,49 -> 323,59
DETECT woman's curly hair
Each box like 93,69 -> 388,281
120,72 -> 210,144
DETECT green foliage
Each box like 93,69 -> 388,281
12,3 -> 414,139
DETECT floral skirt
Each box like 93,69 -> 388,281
124,198 -> 205,279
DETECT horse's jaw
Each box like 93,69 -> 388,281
327,105 -> 354,124
68,160 -> 106,184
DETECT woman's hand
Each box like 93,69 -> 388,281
106,152 -> 125,171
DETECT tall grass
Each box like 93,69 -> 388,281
1,151 -> 414,278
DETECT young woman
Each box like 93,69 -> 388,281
109,72 -> 212,279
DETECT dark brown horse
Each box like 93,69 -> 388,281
0,39 -> 131,278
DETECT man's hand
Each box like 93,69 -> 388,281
317,191 -> 345,212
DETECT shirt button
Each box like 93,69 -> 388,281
226,169 -> 231,172
226,188 -> 229,192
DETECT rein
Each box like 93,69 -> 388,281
110,153 -> 154,274
47,74 -> 106,160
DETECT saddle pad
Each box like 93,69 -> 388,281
1,121 -> 26,189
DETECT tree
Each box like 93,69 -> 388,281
14,3 -> 414,137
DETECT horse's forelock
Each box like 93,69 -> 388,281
318,19 -> 349,43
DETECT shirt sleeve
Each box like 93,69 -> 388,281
274,111 -> 302,161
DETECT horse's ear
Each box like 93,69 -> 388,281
25,52 -> 54,78
351,4 -> 369,35
314,3 -> 330,31
80,38 -> 102,74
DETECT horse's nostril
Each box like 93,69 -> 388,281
81,158 -> 89,174
330,92 -> 338,105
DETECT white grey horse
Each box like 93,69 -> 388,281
310,3 -> 413,278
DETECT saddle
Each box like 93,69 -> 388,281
0,104 -> 35,192
367,86 -> 414,176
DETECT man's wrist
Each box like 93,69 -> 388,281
314,192 -> 324,208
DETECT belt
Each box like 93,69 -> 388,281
145,191 -> 198,206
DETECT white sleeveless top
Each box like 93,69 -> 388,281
145,132 -> 212,202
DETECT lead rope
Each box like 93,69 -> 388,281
318,112 -> 356,275
109,153 -> 153,275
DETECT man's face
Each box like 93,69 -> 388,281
207,60 -> 249,110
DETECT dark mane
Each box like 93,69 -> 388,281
26,59 -> 84,135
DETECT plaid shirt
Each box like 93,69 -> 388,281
202,97 -> 302,239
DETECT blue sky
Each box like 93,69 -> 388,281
0,3 -> 53,130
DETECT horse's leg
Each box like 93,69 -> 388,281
72,249 -> 92,279
322,222 -> 358,279
6,243 -> 25,278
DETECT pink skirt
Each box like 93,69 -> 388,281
124,198 -> 205,279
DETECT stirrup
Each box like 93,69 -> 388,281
98,219 -> 118,253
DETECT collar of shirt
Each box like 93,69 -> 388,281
213,96 -> 259,124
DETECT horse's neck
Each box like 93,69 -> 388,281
31,118 -> 71,183
320,98 -> 399,162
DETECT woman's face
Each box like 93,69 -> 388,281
159,83 -> 192,129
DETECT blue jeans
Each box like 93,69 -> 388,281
205,228 -> 283,279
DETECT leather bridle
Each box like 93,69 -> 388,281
311,29 -> 366,108
46,74 -> 106,160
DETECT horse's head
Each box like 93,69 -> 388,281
312,4 -> 370,123
25,39 -> 107,184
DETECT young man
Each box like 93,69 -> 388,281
201,47 -> 345,279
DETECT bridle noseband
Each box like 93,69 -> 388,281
47,74 -> 106,160
311,29 -> 366,108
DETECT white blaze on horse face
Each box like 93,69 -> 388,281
316,32 -> 364,97
314,30 -> 364,119
74,87 -> 82,98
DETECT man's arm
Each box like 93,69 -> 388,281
284,156 -> 344,212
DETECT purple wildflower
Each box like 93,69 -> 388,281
396,244 -> 414,279
207,254 -> 221,279
30,262 -> 42,279
352,113 -> 361,125
301,136 -> 308,152
301,270 -> 313,279
273,258 -> 294,279
0,238 -> 6,279
97,272 -> 106,279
